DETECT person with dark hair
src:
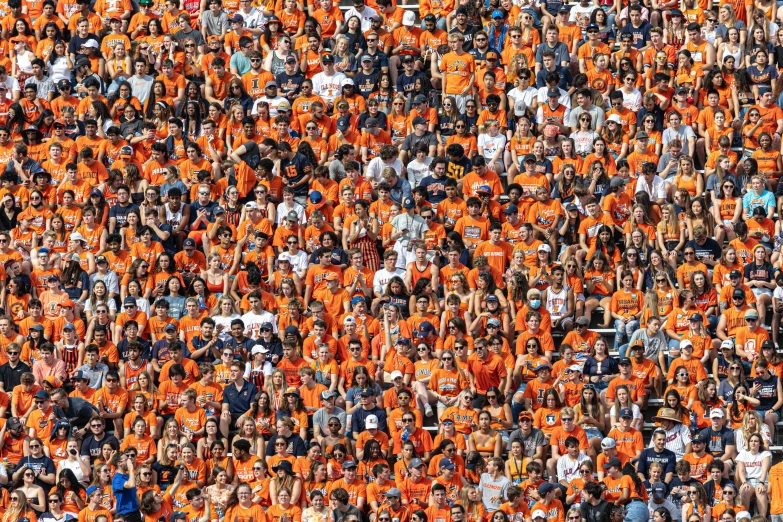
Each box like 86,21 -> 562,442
580,480 -> 612,522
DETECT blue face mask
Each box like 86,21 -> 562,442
529,299 -> 541,309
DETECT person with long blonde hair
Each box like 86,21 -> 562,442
265,368 -> 289,410
2,490 -> 37,522
736,410 -> 771,451
387,94 -> 408,147
459,485 -> 487,522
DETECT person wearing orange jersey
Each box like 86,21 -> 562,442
93,370 -> 128,435
601,456 -> 648,518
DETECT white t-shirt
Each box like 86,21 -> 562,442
312,71 -> 347,103
736,449 -> 771,482
406,157 -> 433,188
734,426 -> 772,453
556,452 -> 590,484
373,267 -> 406,295
252,95 -> 287,118
241,310 -> 277,339
365,156 -> 404,184
478,133 -> 507,163
649,422 -> 691,460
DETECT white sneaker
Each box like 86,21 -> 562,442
424,404 -> 434,417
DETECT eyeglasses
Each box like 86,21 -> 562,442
561,417 -> 573,422
724,490 -> 735,494
275,442 -> 286,446
198,191 -> 209,195
684,252 -> 695,256
730,366 -> 741,370
141,472 -> 151,476
402,418 -> 414,423
366,38 -> 377,42
49,498 -> 61,503
106,378 -> 119,383
678,373 -> 689,377
30,444 -> 41,448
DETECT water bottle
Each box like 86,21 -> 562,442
690,411 -> 697,431
401,426 -> 410,442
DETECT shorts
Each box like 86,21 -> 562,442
584,427 -> 602,439
576,293 -> 586,302
752,287 -> 773,298
757,408 -> 779,420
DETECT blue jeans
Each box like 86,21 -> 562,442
614,318 -> 640,349
618,343 -> 629,359
625,500 -> 649,522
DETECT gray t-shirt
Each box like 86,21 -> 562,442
506,427 -> 547,457
76,362 -> 109,389
479,473 -> 511,511
567,105 -> 605,131
128,75 -> 154,106
202,10 -> 230,37
662,125 -> 696,155
174,28 -> 206,47
627,328 -> 666,361
313,406 -> 347,434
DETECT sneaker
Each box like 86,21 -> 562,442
424,404 -> 434,417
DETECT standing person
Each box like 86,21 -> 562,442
440,34 -> 475,113
112,449 -> 139,522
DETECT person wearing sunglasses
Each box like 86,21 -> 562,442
709,478 -> 742,521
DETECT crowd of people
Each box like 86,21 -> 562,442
6,0 -> 783,520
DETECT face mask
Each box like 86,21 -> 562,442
529,299 -> 541,309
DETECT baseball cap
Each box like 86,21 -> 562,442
601,437 -> 616,449
402,11 -> 415,25
546,86 -> 559,97
439,458 -> 455,470
710,409 -> 725,418
491,9 -> 504,18
745,309 -> 759,319
602,457 -> 622,470
34,390 -> 50,400
321,390 -> 337,400
732,288 -> 746,299
619,407 -> 633,418
366,415 -> 379,429
408,458 -> 425,468
183,238 -> 196,248
403,197 -> 415,209
652,482 -> 667,499
636,131 -> 649,139
692,432 -> 707,444
164,323 -> 177,333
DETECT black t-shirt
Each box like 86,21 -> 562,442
580,500 -> 612,522
0,361 -> 31,392
449,24 -> 479,51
